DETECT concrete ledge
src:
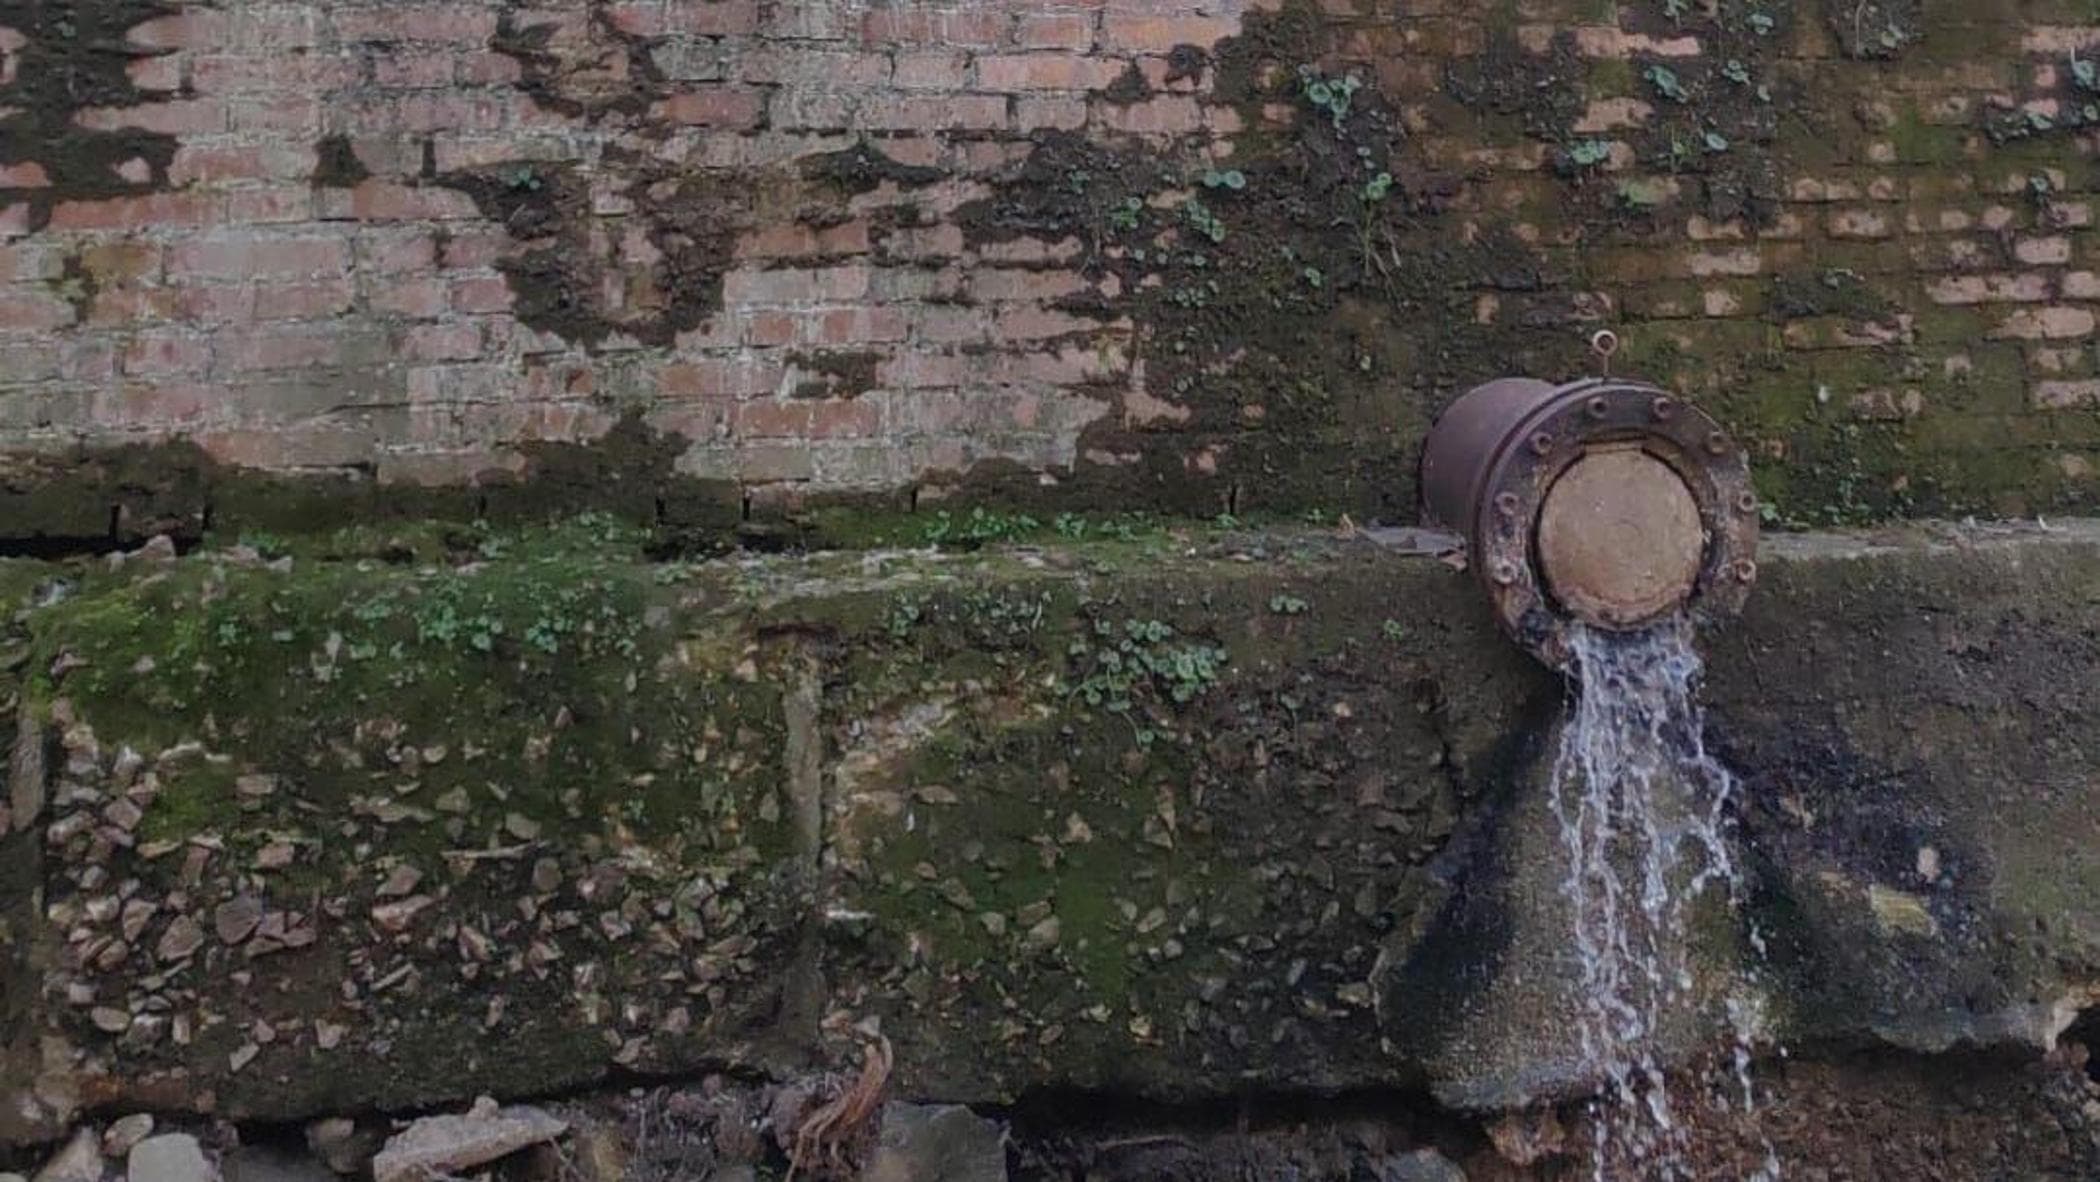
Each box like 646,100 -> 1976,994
5,520 -> 2100,1144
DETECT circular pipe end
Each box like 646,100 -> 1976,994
1418,376 -> 1760,667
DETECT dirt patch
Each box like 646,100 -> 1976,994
799,143 -> 945,198
787,350 -> 882,400
1826,0 -> 1924,60
0,416 -> 743,547
0,0 -> 183,231
435,157 -> 747,350
1768,268 -> 1899,323
490,2 -> 659,121
310,134 -> 371,189
950,1 -> 1587,518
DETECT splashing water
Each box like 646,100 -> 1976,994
1548,617 -> 1779,1181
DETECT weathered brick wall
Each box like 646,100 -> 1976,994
5,0 -> 2100,528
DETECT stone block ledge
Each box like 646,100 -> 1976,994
4,519 -> 2100,1147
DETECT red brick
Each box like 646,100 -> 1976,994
0,162 -> 50,188
0,245 -> 58,283
893,52 -> 969,90
2035,379 -> 2100,408
976,54 -> 1123,92
722,265 -> 873,305
970,268 -> 1089,302
350,181 -> 479,221
0,291 -> 75,331
168,146 -> 272,187
128,10 -> 231,50
228,7 -> 323,51
229,96 -> 322,134
1017,13 -> 1093,50
219,328 -> 340,372
375,52 -> 457,88
173,285 -> 254,324
814,305 -> 909,345
361,232 -> 438,274
862,9 -> 1011,47
808,398 -> 880,439
1097,95 -> 1203,135
857,94 -> 1009,131
1016,96 -> 1088,132
1566,26 -> 1701,58
331,5 -> 498,45
450,276 -> 514,314
226,187 -> 316,225
122,333 -> 211,377
99,382 -> 211,428
75,99 -> 226,136
656,87 -> 766,129
765,2 -> 860,40
994,306 -> 1100,341
252,281 -> 356,321
1929,274 -> 2052,304
1993,306 -> 2098,340
734,400 -> 812,438
1101,14 -> 1237,53
402,322 -> 483,361
2017,236 -> 2073,265
126,53 -> 183,92
172,238 -> 350,280
1828,209 -> 1892,239
687,1 -> 762,36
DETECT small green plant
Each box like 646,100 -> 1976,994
1722,59 -> 1752,85
1565,139 -> 1613,169
1703,129 -> 1732,153
1201,168 -> 1247,191
923,507 -> 1041,547
1302,265 -> 1325,289
1746,11 -> 1776,35
1381,619 -> 1408,641
1298,66 -> 1363,129
1069,618 -> 1229,745
1267,594 -> 1309,615
1663,0 -> 1690,21
1617,177 -> 1671,209
2074,51 -> 2100,93
886,597 -> 923,640
1645,64 -> 1690,103
1182,196 -> 1227,244
504,166 -> 544,192
1360,170 -> 1394,203
236,532 -> 289,559
1109,196 -> 1144,234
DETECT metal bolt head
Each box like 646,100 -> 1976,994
1651,396 -> 1676,421
1490,559 -> 1521,586
1706,431 -> 1731,456
1529,432 -> 1554,457
1586,396 -> 1610,420
1736,492 -> 1758,515
1734,559 -> 1759,583
1494,492 -> 1522,517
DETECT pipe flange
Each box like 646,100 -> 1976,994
1420,377 -> 1759,668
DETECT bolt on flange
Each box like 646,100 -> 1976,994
1418,375 -> 1760,669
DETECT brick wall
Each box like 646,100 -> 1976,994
5,0 -> 2100,527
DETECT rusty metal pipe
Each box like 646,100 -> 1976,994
1420,375 -> 1759,668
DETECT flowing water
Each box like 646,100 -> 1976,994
1548,617 -> 1779,1181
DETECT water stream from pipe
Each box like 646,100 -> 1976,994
1549,617 -> 1779,1181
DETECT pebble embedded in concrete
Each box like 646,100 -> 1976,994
860,1104 -> 1007,1182
30,1129 -> 101,1182
127,1134 -> 216,1182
